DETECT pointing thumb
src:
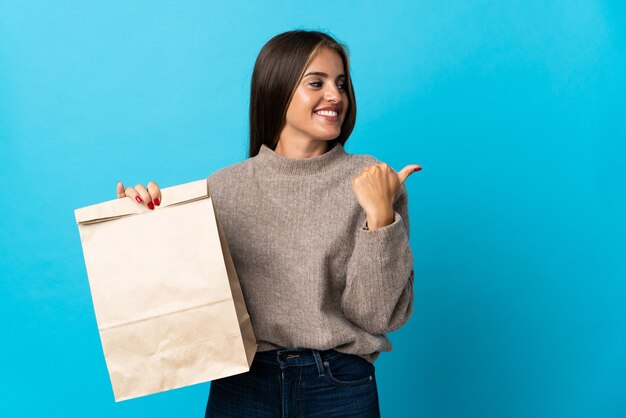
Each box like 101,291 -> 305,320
397,164 -> 422,184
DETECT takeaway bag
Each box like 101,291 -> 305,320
74,179 -> 257,401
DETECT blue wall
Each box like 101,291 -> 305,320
1,1 -> 625,417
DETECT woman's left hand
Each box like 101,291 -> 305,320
351,162 -> 422,230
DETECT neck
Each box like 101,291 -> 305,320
256,140 -> 345,176
274,137 -> 329,159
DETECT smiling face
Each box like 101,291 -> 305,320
278,47 -> 350,148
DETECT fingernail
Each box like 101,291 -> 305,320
414,167 -> 422,172
148,202 -> 154,210
153,198 -> 160,206
135,196 -> 143,203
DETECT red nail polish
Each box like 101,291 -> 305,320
135,196 -> 143,203
153,198 -> 160,206
148,202 -> 154,210
414,167 -> 422,172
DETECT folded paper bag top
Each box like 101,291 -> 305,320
74,178 -> 209,225
74,179 -> 257,402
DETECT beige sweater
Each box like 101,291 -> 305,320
206,142 -> 414,363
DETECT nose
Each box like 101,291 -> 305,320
323,82 -> 343,103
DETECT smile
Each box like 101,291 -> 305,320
314,110 -> 340,122
314,110 -> 338,117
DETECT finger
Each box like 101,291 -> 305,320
117,182 -> 125,199
397,164 -> 422,184
147,181 -> 161,206
125,187 -> 143,205
135,184 -> 154,210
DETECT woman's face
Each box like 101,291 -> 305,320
279,47 -> 349,146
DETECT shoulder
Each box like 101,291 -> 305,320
344,148 -> 405,176
206,156 -> 256,196
342,149 -> 381,174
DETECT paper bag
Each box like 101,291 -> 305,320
74,179 -> 257,401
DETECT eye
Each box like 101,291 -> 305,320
308,80 -> 348,91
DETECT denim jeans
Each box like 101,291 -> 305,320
205,347 -> 381,417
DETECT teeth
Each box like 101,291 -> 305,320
315,110 -> 338,117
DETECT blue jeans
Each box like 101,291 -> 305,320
205,347 -> 381,417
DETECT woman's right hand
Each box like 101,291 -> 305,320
116,181 -> 162,210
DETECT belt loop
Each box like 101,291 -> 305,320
276,350 -> 283,368
312,350 -> 324,377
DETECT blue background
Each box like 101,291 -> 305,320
1,1 -> 625,417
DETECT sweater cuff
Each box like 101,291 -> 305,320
361,211 -> 404,235
356,211 -> 411,267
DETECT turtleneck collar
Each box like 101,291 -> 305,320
256,142 -> 347,176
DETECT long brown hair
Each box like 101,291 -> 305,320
249,30 -> 357,158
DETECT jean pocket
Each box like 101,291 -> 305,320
322,354 -> 374,387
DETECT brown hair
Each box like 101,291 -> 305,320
249,30 -> 357,158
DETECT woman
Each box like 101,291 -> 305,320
116,30 -> 421,417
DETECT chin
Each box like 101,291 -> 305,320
316,130 -> 341,141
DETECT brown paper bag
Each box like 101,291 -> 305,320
74,179 -> 257,402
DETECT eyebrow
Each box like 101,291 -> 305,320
303,71 -> 346,79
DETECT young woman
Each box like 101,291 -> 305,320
116,30 -> 421,418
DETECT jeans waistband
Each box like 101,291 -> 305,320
253,348 -> 344,376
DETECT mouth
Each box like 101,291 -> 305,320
313,109 -> 340,122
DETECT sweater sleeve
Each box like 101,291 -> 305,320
340,182 -> 415,335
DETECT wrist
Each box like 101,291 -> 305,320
365,210 -> 394,230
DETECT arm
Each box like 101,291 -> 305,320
341,182 -> 415,335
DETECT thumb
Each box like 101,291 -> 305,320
117,182 -> 125,199
397,164 -> 422,184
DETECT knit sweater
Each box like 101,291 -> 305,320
206,142 -> 414,363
